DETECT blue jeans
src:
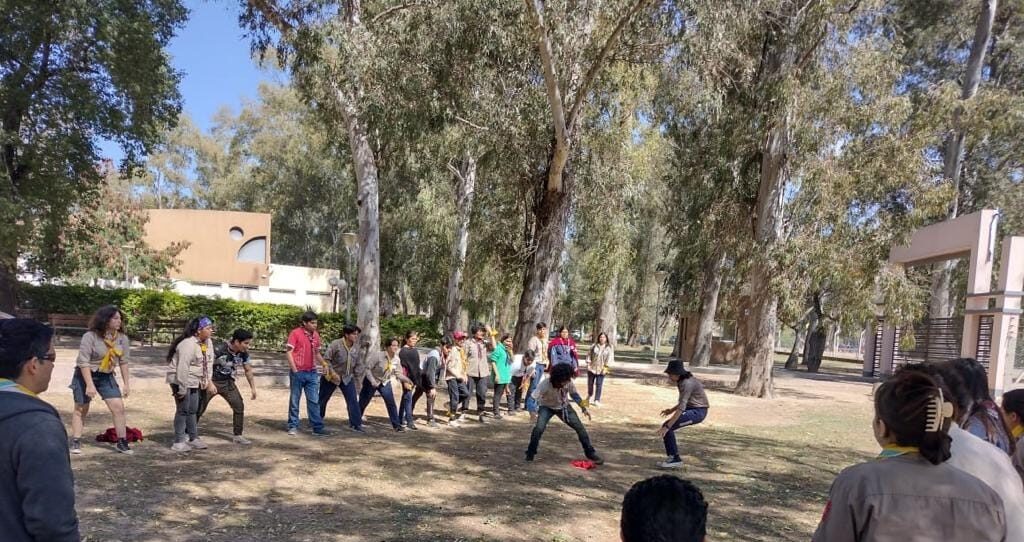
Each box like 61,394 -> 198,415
288,370 -> 324,432
319,376 -> 363,430
663,407 -> 708,458
525,363 -> 545,413
587,372 -> 605,402
358,377 -> 400,428
398,387 -> 415,426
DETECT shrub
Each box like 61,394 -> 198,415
18,283 -> 439,351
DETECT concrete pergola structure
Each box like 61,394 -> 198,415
863,210 -> 1023,394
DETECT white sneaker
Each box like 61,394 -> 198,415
232,435 -> 252,445
287,427 -> 298,436
593,400 -> 602,407
658,458 -> 683,469
170,442 -> 191,453
188,438 -> 209,450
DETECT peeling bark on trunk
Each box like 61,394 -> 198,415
784,321 -> 807,369
594,272 -> 618,346
802,294 -> 826,373
693,251 -> 726,368
444,154 -> 476,336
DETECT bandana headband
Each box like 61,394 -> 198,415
198,316 -> 214,329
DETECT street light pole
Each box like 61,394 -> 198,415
653,270 -> 668,363
120,243 -> 135,286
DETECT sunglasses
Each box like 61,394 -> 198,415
37,352 -> 57,363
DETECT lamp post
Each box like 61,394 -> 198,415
328,276 -> 340,313
653,270 -> 668,363
342,232 -> 358,323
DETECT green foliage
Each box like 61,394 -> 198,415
18,283 -> 438,350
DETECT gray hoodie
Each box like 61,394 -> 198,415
0,389 -> 80,541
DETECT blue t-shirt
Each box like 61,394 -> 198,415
212,343 -> 250,382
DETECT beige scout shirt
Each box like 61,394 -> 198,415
364,350 -> 399,388
445,345 -> 467,381
76,331 -> 131,373
527,335 -> 548,365
166,337 -> 213,389
465,338 -> 490,378
532,377 -> 581,410
587,344 -> 613,374
325,338 -> 363,385
813,454 -> 1006,542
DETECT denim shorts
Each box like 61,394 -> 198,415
70,370 -> 122,405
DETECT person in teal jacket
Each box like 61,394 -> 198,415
490,334 -> 514,419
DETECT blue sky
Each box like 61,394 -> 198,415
99,0 -> 282,161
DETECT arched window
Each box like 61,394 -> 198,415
236,237 -> 267,264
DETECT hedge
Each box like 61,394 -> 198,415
18,284 -> 440,350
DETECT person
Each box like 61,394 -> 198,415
412,338 -> 449,428
68,305 -> 133,455
620,475 -> 707,542
901,361 -> 1024,540
359,336 -> 407,432
445,331 -> 471,427
813,368 -> 1006,541
398,331 -> 422,430
197,328 -> 257,445
465,323 -> 495,423
586,332 -> 613,407
509,348 -> 534,414
285,311 -> 328,436
947,357 -> 1015,454
525,362 -> 604,464
166,316 -> 215,452
658,358 -> 710,469
320,324 -> 366,433
490,333 -> 514,418
1001,389 -> 1024,484
0,319 -> 80,541
527,321 -> 549,368
524,348 -> 545,422
547,325 -> 579,375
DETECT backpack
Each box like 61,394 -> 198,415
549,341 -> 576,370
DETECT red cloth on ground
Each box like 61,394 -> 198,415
571,459 -> 596,470
95,427 -> 144,442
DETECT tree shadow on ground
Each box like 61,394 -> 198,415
71,399 -> 867,542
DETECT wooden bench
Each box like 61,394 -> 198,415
144,318 -> 189,346
48,313 -> 92,339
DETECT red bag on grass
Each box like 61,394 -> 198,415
95,427 -> 144,443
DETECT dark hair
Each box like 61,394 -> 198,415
523,349 -> 536,361
500,333 -> 512,343
536,322 -> 547,330
301,311 -> 318,323
385,336 -> 401,348
1002,389 -> 1024,422
550,362 -> 574,386
231,329 -> 254,343
404,330 -> 419,343
621,475 -> 708,542
343,324 -> 362,335
665,358 -> 692,380
0,319 -> 55,379
167,317 -> 203,362
877,368 -> 952,465
89,305 -> 124,335
470,323 -> 485,335
946,358 -> 1014,452
596,332 -> 609,345
440,336 -> 454,348
557,326 -> 569,334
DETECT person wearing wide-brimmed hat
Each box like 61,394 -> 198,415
657,358 -> 709,469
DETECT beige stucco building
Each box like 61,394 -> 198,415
144,209 -> 340,312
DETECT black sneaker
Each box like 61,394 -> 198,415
407,423 -> 419,431
394,426 -> 406,433
586,452 -> 605,465
525,454 -> 535,462
115,439 -> 134,455
69,438 -> 82,455
312,430 -> 332,437
350,426 -> 366,434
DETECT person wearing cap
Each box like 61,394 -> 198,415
658,359 -> 709,469
445,331 -> 471,426
0,318 -> 80,541
166,316 -> 216,453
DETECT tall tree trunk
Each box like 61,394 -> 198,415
802,293 -> 826,373
930,0 -> 998,318
0,254 -> 17,314
594,272 -> 618,346
342,101 -> 382,352
444,153 -> 477,336
693,250 -> 727,368
513,166 -> 573,351
784,320 -> 808,369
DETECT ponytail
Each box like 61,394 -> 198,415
166,318 -> 202,362
876,369 -> 954,465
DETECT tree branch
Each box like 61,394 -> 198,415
371,2 -> 421,25
455,115 -> 489,131
523,0 -> 568,152
446,159 -> 465,183
565,0 -> 651,130
247,0 -> 296,33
